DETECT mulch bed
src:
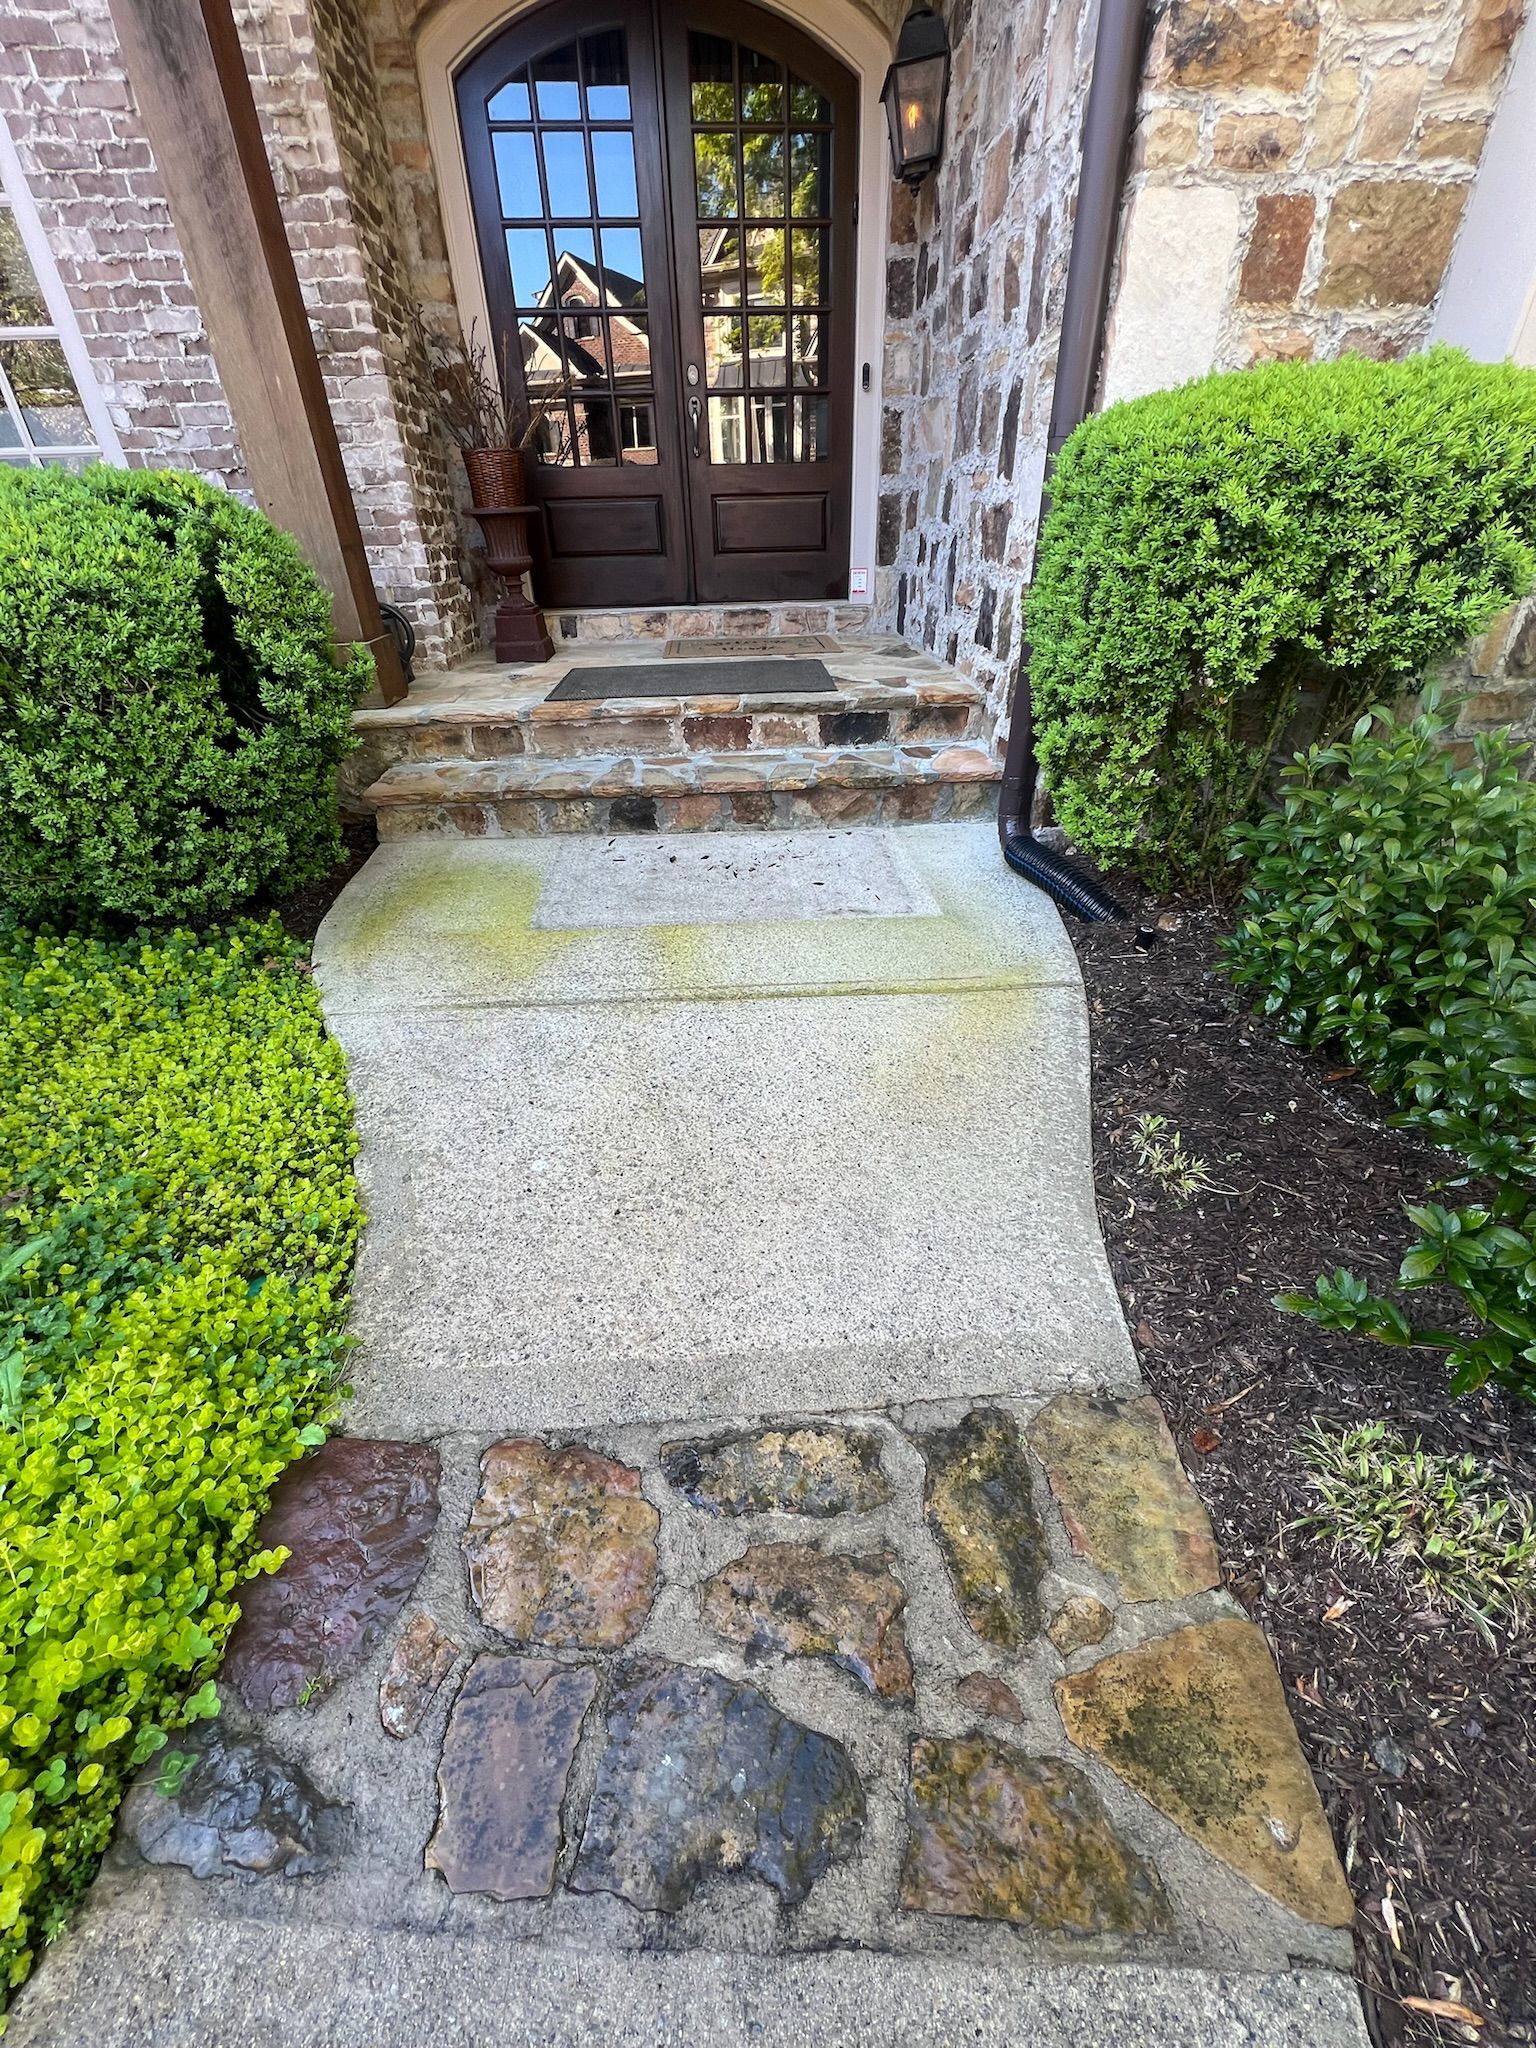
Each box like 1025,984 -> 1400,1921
1068,882 -> 1536,2048
267,817 -> 377,943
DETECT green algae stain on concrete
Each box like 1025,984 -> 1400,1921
337,857 -> 585,990
1056,1619 -> 1356,1927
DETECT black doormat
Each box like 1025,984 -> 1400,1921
546,657 -> 836,701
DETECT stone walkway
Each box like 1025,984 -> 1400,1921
8,826 -> 1370,2047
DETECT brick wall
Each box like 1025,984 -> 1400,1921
284,0 -> 478,656
0,0 -> 473,663
0,0 -> 245,483
873,0 -> 1098,737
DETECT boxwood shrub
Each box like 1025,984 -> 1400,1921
0,920 -> 361,1993
0,465 -> 368,926
1227,691 -> 1536,1401
1027,348 -> 1536,885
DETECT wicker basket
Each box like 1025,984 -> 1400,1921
463,445 -> 526,507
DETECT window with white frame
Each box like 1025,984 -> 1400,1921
0,114 -> 122,468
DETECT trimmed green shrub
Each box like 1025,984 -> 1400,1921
0,465 -> 368,925
1027,348 -> 1536,885
0,921 -> 361,1991
1227,692 -> 1536,1401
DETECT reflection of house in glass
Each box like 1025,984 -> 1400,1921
521,247 -> 654,466
698,223 -> 829,466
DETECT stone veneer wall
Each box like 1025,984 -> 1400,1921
1106,0 -> 1527,392
874,0 -> 1527,743
874,0 -> 1099,738
0,0 -> 470,662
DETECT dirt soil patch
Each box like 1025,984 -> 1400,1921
268,818 -> 377,943
1069,884 -> 1536,2048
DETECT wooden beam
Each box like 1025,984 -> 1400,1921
107,0 -> 407,703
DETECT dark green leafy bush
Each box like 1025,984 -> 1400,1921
1227,693 -> 1536,1399
0,921 -> 361,1990
1028,349 -> 1536,885
0,465 -> 368,925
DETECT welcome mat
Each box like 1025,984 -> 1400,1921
664,633 -> 840,657
546,658 -> 837,701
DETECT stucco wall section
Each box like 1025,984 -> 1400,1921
874,0 -> 1098,734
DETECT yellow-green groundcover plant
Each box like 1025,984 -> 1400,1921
0,920 -> 361,1995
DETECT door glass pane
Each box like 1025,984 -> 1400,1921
0,211 -> 49,325
619,399 -> 657,465
523,328 -> 565,390
591,130 -> 638,217
689,33 -> 734,120
789,132 -> 829,217
694,133 -> 736,218
487,69 -> 531,121
739,46 -> 784,122
744,228 -> 784,306
532,44 -> 580,119
789,227 -> 827,305
749,393 -> 790,462
582,31 -> 629,119
530,401 -> 575,465
493,131 -> 539,217
709,394 -> 744,463
790,76 -> 831,122
573,395 -> 619,466
541,130 -> 590,215
1,341 -> 87,446
504,227 -> 553,306
747,313 -> 785,388
700,228 -> 740,304
550,226 -> 596,290
795,393 -> 830,461
703,313 -> 743,388
0,400 -> 21,449
741,132 -> 783,218
598,228 -> 644,303
791,313 -> 825,386
612,308 -> 651,375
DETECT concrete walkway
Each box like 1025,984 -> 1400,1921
8,825 -> 1370,2048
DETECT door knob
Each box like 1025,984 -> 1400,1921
688,393 -> 702,459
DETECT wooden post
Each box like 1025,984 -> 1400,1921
106,0 -> 407,703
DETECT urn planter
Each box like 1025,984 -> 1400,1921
465,446 -> 553,665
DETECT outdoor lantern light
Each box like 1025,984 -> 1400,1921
881,6 -> 951,188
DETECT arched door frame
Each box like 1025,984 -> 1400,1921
418,0 -> 894,604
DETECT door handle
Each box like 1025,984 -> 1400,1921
688,393 -> 702,459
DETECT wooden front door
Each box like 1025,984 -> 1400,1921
456,0 -> 857,608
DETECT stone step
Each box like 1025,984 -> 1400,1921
364,742 -> 1001,838
544,600 -> 875,645
387,678 -> 983,764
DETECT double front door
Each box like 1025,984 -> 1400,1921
456,0 -> 857,606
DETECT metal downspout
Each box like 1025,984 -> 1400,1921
994,0 -> 1150,912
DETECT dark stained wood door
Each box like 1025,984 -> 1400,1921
456,0 -> 856,609
659,8 -> 857,602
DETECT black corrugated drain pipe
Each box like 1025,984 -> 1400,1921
996,0 -> 1148,922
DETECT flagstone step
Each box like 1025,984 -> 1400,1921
544,600 -> 876,644
384,681 -> 982,764
364,742 -> 1001,838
